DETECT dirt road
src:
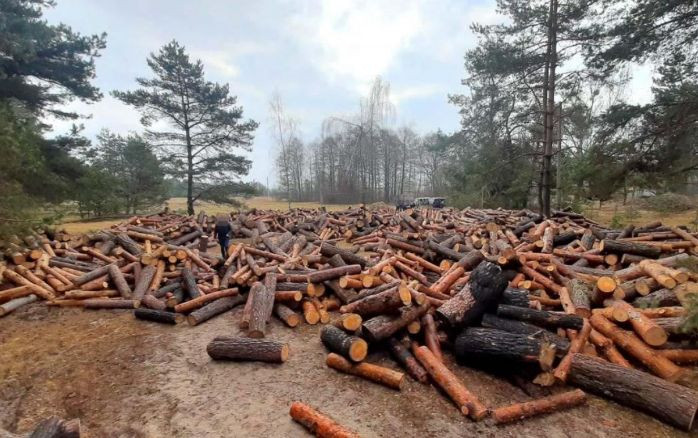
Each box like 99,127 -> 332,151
0,305 -> 692,437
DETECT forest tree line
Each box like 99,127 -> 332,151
272,0 -> 698,215
1,1 -> 258,237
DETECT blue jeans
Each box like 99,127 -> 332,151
219,236 -> 229,258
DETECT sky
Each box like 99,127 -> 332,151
44,0 -> 654,186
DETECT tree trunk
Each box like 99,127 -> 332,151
569,353 -> 698,431
207,336 -> 289,363
320,325 -> 368,362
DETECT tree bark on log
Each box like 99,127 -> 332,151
569,353 -> 698,430
134,308 -> 184,324
599,239 -> 661,258
414,345 -> 488,420
320,325 -> 368,362
187,295 -> 245,326
492,389 -> 587,424
0,294 -> 38,317
339,287 -> 406,316
480,314 -> 569,353
306,265 -> 362,283
107,263 -> 132,299
496,305 -> 584,330
289,402 -> 360,438
326,353 -> 404,390
318,242 -> 368,267
387,337 -> 429,383
274,303 -> 300,327
132,265 -> 156,301
455,328 -> 556,369
435,261 -> 508,330
207,336 -> 289,363
361,303 -> 429,343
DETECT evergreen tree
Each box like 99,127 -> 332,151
113,41 -> 258,214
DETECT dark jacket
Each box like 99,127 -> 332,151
215,221 -> 231,241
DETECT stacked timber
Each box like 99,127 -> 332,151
1,206 -> 698,431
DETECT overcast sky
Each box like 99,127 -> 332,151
44,0 -> 653,186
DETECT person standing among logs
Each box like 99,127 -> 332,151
215,214 -> 232,259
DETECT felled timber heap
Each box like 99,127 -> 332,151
2,207 -> 698,433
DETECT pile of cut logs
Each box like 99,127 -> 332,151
2,207 -> 698,432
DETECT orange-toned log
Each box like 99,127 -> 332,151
640,260 -> 677,289
553,319 -> 592,383
2,269 -> 55,300
326,352 -> 404,390
612,300 -> 667,347
658,350 -> 698,364
589,314 -> 682,381
422,313 -> 443,363
414,345 -> 488,420
289,402 -> 360,438
589,329 -> 632,369
492,389 -> 587,424
174,288 -> 239,313
429,266 -> 464,295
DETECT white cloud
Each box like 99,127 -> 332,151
391,84 -> 443,105
45,95 -> 142,137
289,0 -> 424,90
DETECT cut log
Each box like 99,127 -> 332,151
455,327 -> 557,370
320,325 -> 368,362
83,298 -> 138,309
326,353 -> 403,390
174,288 -> 238,313
387,337 -> 429,383
247,282 -> 274,338
361,303 -> 429,343
589,313 -> 682,381
569,353 -> 698,430
187,295 -> 245,326
207,336 -> 289,363
339,286 -> 405,316
492,389 -> 587,424
132,265 -> 156,301
274,303 -> 300,327
414,345 -> 488,420
134,308 -> 184,324
306,265 -> 362,283
435,261 -> 508,330
289,402 -> 360,438
318,242 -> 367,267
599,239 -> 661,258
181,266 -> 201,299
331,313 -> 363,332
0,294 -> 38,317
107,263 -> 132,298
496,305 -> 584,330
480,314 -> 569,352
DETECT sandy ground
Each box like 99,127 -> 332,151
1,304 -> 694,438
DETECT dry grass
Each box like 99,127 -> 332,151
583,200 -> 698,230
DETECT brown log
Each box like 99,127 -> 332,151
339,286 -> 406,316
132,265 -> 156,301
414,345 -> 488,420
611,300 -> 668,346
274,303 -> 300,327
82,298 -> 139,309
422,313 -> 443,363
321,325 -> 368,362
361,303 -> 429,343
569,353 -> 698,430
289,402 -> 360,438
0,294 -> 38,317
387,337 -> 429,383
326,353 -> 403,390
553,319 -> 591,383
107,263 -> 132,298
306,265 -> 362,283
247,282 -> 273,338
302,299 -> 320,325
2,269 -> 55,300
207,336 -> 289,363
492,389 -> 587,424
187,295 -> 246,326
174,288 -> 238,313
589,313 -> 682,381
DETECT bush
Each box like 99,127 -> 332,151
640,193 -> 695,213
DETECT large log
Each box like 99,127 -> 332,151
306,265 -> 362,283
569,353 -> 698,430
339,286 -> 407,316
187,295 -> 246,326
599,239 -> 661,258
247,282 -> 274,338
496,305 -> 584,330
320,325 -> 368,362
207,336 -> 289,363
181,266 -> 201,299
589,313 -> 682,381
0,294 -> 38,317
480,314 -> 569,352
435,261 -> 507,330
455,328 -> 556,369
107,263 -> 132,298
132,265 -> 156,301
289,402 -> 360,438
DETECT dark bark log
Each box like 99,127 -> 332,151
318,242 -> 368,267
320,325 -> 368,362
435,261 -> 507,330
500,287 -> 530,308
599,239 -> 661,258
496,305 -> 583,330
455,328 -> 557,368
207,336 -> 289,363
187,295 -> 245,326
387,337 -> 429,383
134,308 -> 184,324
481,314 -> 569,353
116,233 -> 143,256
168,229 -> 202,246
568,353 -> 698,431
325,280 -> 357,304
181,267 -> 201,299
132,265 -> 156,301
361,303 -> 429,343
108,263 -> 132,299
306,264 -> 362,283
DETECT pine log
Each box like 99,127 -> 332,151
132,265 -> 156,301
435,261 -> 507,330
318,242 -> 367,267
492,389 -> 587,424
134,308 -> 184,324
361,303 -> 429,343
107,263 -> 132,298
500,287 -> 530,308
480,314 -> 569,352
174,288 -> 238,313
589,313 -> 682,381
414,345 -> 488,420
181,266 -> 201,299
422,313 -> 443,362
339,286 -> 406,316
307,265 -> 362,283
141,294 -> 166,310
568,353 -> 698,430
496,305 -> 583,330
387,337 -> 429,383
326,353 -> 403,390
599,239 -> 661,258
83,298 -> 138,309
274,303 -> 300,327
289,402 -> 360,438
320,325 -> 368,362
207,336 -> 289,363
455,328 -> 556,370
0,294 -> 38,317
187,295 -> 246,326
